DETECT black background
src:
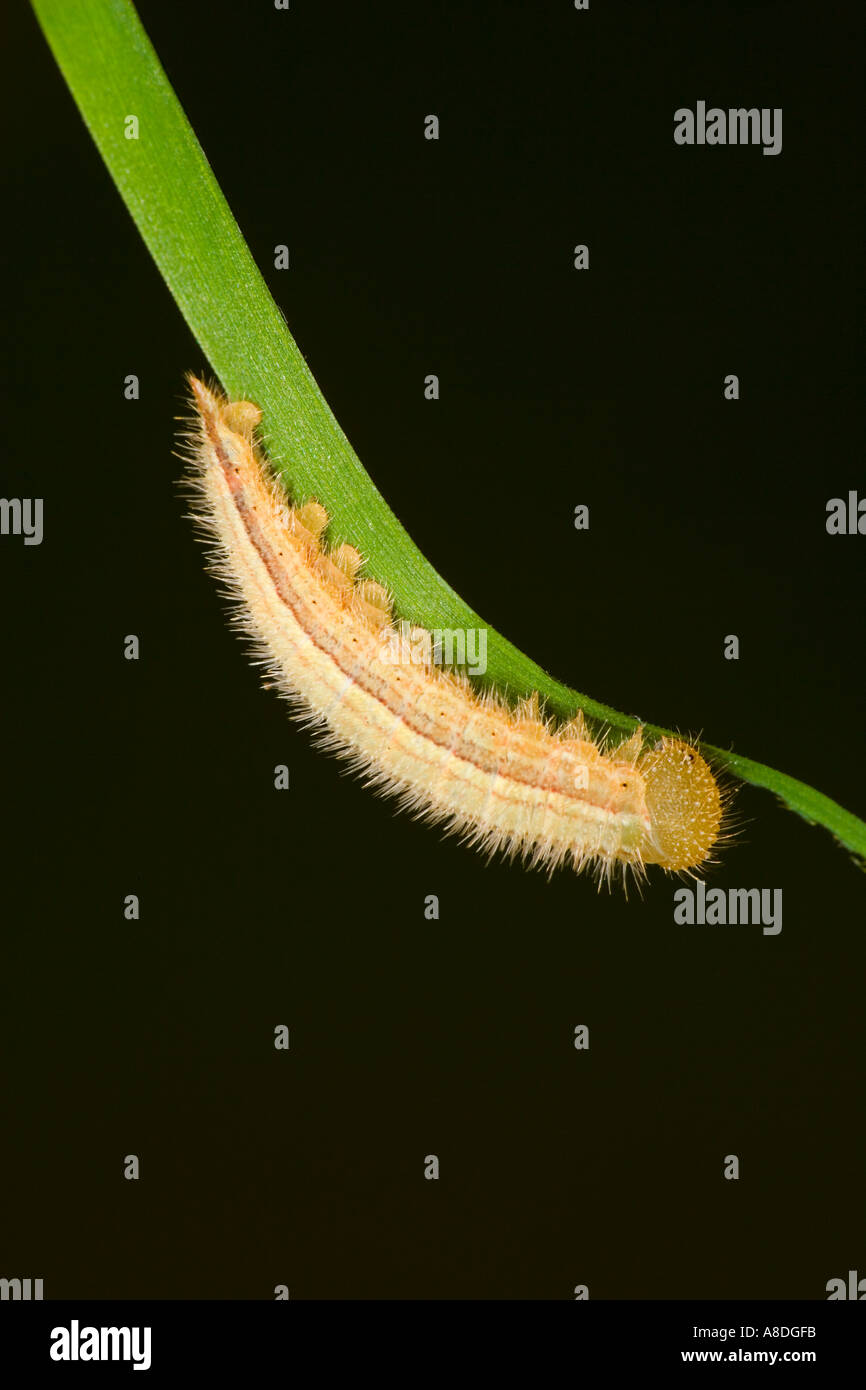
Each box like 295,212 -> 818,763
2,0 -> 863,1299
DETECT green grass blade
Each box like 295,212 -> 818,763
30,0 -> 866,865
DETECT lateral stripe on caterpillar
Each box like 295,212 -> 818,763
182,378 -> 724,884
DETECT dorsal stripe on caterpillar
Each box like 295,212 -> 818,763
182,377 -> 724,885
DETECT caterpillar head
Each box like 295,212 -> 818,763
638,737 -> 723,871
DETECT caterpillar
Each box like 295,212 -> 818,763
182,377 -> 724,885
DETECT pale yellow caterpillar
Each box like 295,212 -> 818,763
183,377 -> 724,885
